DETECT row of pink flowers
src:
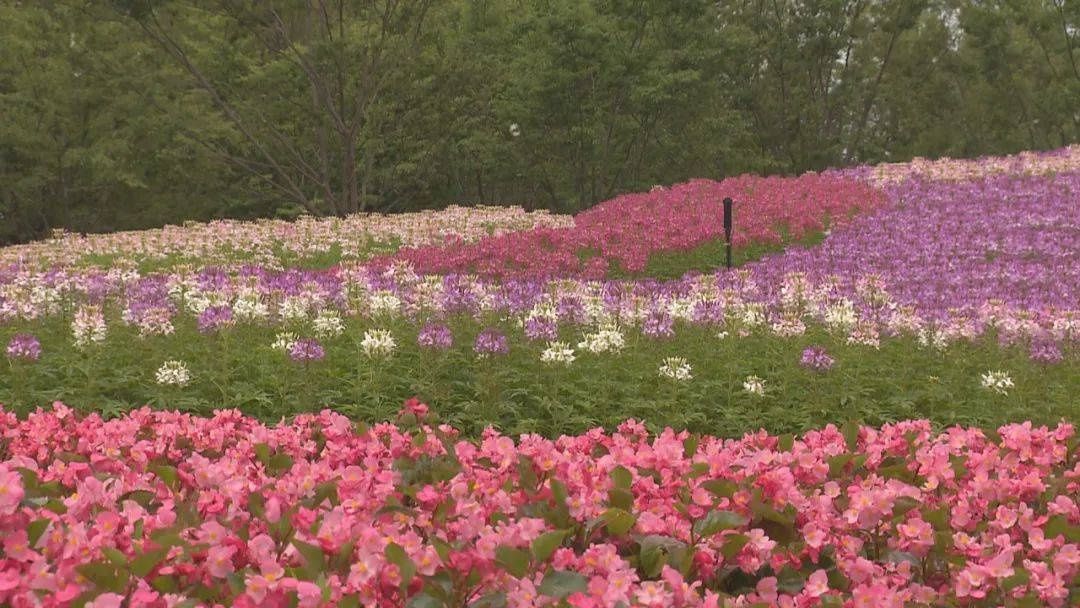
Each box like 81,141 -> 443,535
0,401 -> 1077,606
377,174 -> 885,279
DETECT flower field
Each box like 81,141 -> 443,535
1,147 -> 1079,606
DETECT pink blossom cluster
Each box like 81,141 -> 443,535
1,401 -> 1077,606
866,145 -> 1080,185
377,174 -> 884,279
0,206 -> 572,271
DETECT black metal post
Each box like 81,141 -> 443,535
723,197 -> 733,269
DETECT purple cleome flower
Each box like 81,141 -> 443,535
800,346 -> 835,372
474,328 -> 509,356
197,305 -> 235,333
288,338 -> 325,362
524,316 -> 559,341
417,323 -> 454,350
6,334 -> 41,361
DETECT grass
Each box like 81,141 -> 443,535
2,317 -> 1075,438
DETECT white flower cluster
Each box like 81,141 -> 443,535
577,326 -> 625,354
155,360 -> 191,387
540,341 -> 576,365
72,306 -> 107,347
770,316 -> 806,337
917,328 -> 948,351
980,370 -> 1014,395
361,329 -> 397,358
271,331 -> 299,352
279,297 -> 310,322
233,293 -> 269,321
313,310 -> 345,338
368,291 -> 402,317
743,375 -> 767,397
658,357 -> 692,381
824,299 -> 858,331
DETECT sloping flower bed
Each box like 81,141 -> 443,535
378,174 -> 884,279
1,402 -> 1077,607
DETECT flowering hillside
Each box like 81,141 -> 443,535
0,147 -> 1078,606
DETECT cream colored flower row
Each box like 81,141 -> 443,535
0,204 -> 573,270
869,145 -> 1080,185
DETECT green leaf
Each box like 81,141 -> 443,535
27,518 -> 50,546
777,434 -> 795,452
293,539 -> 327,578
131,547 -> 169,578
1002,567 -> 1030,592
537,570 -> 588,599
338,596 -> 361,608
683,435 -> 699,458
1044,515 -> 1080,542
406,593 -> 444,608
531,530 -> 569,563
517,456 -> 538,492
841,420 -> 860,451
495,545 -> 531,578
610,465 -> 632,490
150,464 -> 179,491
703,479 -> 739,500
601,508 -> 637,536
385,542 -> 417,589
827,454 -> 854,477
638,535 -> 688,578
720,533 -> 750,559
607,487 -> 634,511
151,575 -> 179,593
692,510 -> 748,538
101,547 -> 128,567
119,490 -> 157,508
76,561 -> 129,593
468,592 -> 508,608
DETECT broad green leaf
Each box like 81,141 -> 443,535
537,570 -> 588,599
693,509 -> 748,538
495,545 -> 530,578
292,539 -> 327,577
531,529 -> 569,563
601,508 -> 637,536
385,542 -> 417,589
610,465 -> 632,489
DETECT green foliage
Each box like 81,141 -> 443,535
3,0 -> 1078,244
1,316 -> 1076,438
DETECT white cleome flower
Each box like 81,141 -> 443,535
361,328 -> 397,358
659,357 -> 693,381
980,370 -> 1014,395
271,331 -> 299,352
368,291 -> 402,317
233,295 -> 269,321
313,310 -> 345,339
577,325 -> 626,354
155,360 -> 191,387
72,306 -> 107,347
540,341 -> 576,365
742,375 -> 767,397
279,297 -> 310,322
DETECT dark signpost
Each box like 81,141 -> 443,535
723,197 -> 733,269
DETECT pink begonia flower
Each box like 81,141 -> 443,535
0,466 -> 25,515
804,569 -> 829,598
86,593 -> 125,608
0,401 -> 1075,605
206,544 -> 237,578
755,576 -> 778,603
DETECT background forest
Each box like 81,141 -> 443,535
1,0 -> 1078,244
